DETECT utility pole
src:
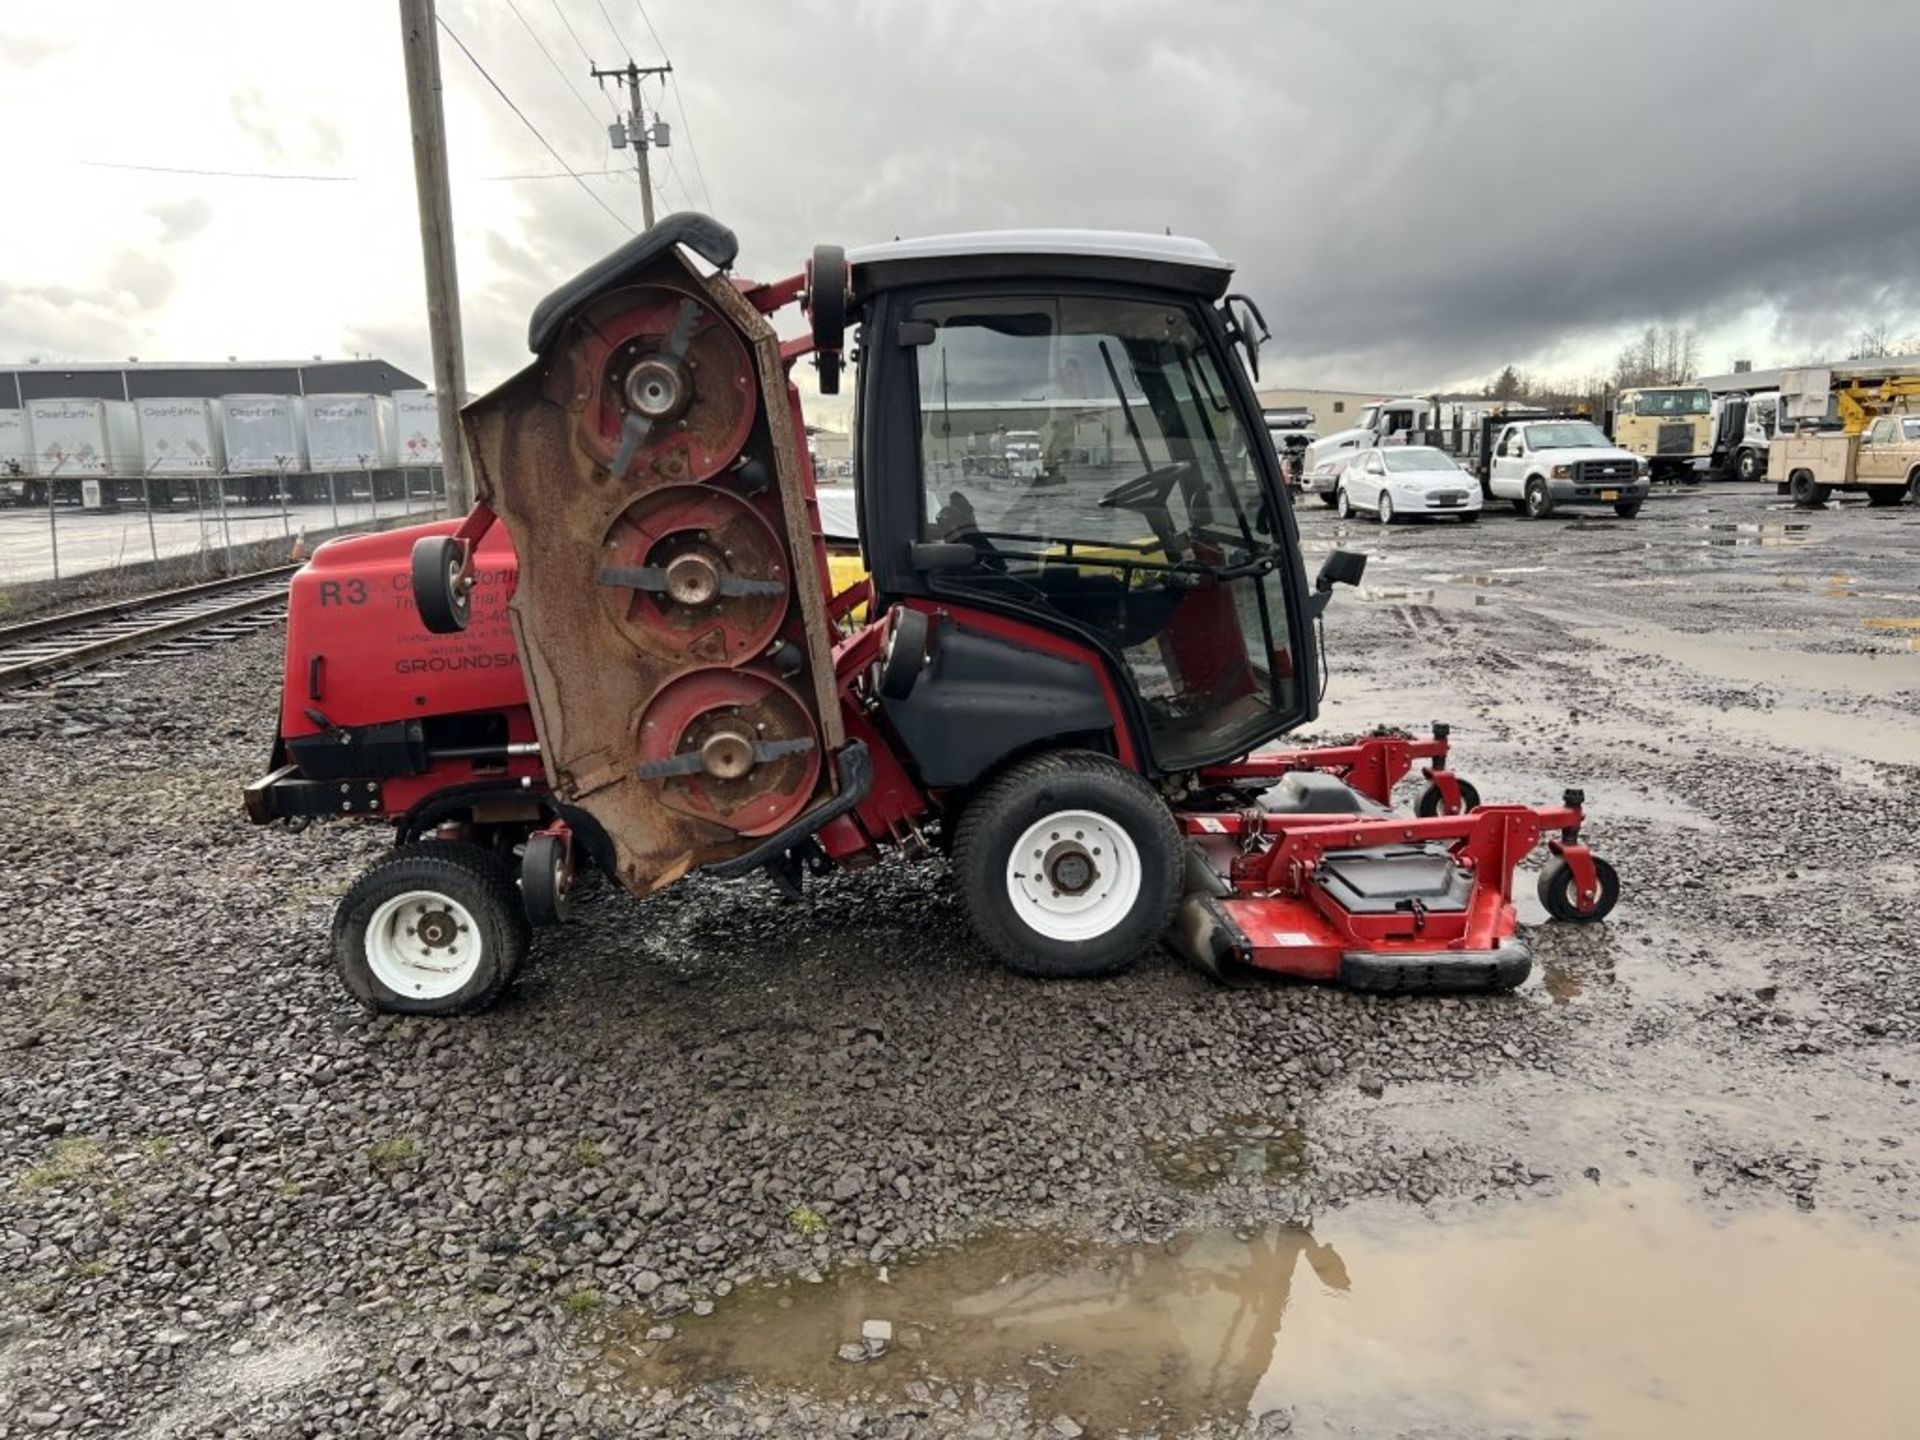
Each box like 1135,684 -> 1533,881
592,60 -> 672,229
398,0 -> 474,512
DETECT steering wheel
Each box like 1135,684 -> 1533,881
1097,461 -> 1192,564
1097,461 -> 1192,515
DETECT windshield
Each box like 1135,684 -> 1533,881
1382,447 -> 1459,473
914,295 -> 1273,568
1627,389 -> 1710,416
911,292 -> 1300,767
1524,422 -> 1611,450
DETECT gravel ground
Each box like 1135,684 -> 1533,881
1,481 -> 1917,1437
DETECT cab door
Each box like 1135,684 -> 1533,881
1489,426 -> 1524,498
1858,417 -> 1899,481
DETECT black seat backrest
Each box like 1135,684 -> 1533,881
525,213 -> 739,354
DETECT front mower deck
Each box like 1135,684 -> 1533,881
1166,731 -> 1613,992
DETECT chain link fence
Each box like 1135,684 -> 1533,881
0,465 -> 450,586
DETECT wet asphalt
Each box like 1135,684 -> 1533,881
0,479 -> 1916,1437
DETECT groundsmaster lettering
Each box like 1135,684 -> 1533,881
395,653 -> 516,674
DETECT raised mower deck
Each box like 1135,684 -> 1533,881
1167,730 -> 1613,992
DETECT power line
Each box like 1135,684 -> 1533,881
436,13 -> 634,234
628,0 -> 669,57
591,0 -> 628,52
80,159 -> 355,182
505,0 -> 608,129
664,73 -> 715,214
546,0 -> 608,87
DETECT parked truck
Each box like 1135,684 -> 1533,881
1770,368 -> 1920,509
1610,384 -> 1713,481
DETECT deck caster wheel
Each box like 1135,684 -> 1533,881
1414,777 -> 1482,817
1537,854 -> 1620,924
521,832 -> 573,926
952,750 -> 1182,979
411,535 -> 470,634
333,841 -> 527,1014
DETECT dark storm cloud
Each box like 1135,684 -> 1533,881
449,0 -> 1920,388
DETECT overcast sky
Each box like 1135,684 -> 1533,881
4,0 -> 1918,409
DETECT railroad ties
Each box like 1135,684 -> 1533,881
0,566 -> 299,692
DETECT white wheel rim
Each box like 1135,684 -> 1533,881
1005,809 -> 1142,942
364,890 -> 484,999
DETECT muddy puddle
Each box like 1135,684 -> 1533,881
1351,583 -> 1497,611
1690,520 -> 1817,548
609,1183 -> 1920,1437
1581,622 -> 1920,695
1147,1117 -> 1309,1191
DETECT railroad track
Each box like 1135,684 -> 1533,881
0,565 -> 299,692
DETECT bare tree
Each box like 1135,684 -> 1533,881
1614,325 -> 1700,386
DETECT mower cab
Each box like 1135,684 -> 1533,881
254,215 -> 1617,1015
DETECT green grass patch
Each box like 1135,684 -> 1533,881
20,1137 -> 106,1192
367,1136 -> 421,1172
787,1204 -> 828,1238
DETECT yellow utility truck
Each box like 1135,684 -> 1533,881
1770,367 -> 1920,510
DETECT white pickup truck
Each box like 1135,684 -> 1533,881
1485,418 -> 1650,519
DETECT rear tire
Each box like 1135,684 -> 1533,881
1866,486 -> 1904,508
1316,492 -> 1338,508
334,842 -> 528,1015
1788,470 -> 1831,509
1524,478 -> 1554,519
1458,510 -> 1479,523
1508,497 -> 1528,515
952,751 -> 1181,979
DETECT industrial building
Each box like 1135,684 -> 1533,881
1254,385 -> 1406,434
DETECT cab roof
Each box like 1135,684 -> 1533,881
846,229 -> 1234,301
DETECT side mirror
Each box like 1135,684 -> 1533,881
1307,549 -> 1366,620
1316,549 -> 1368,592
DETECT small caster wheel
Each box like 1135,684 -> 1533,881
1414,777 -> 1482,817
1537,854 -> 1619,923
521,832 -> 573,926
412,534 -> 470,634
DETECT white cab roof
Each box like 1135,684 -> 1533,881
847,229 -> 1230,272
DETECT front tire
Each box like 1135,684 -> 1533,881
952,751 -> 1181,979
1378,492 -> 1396,525
1735,448 -> 1761,482
1335,487 -> 1353,519
1524,478 -> 1554,519
1614,501 -> 1643,518
334,842 -> 527,1015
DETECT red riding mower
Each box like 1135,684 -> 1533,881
245,215 -> 1617,1013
